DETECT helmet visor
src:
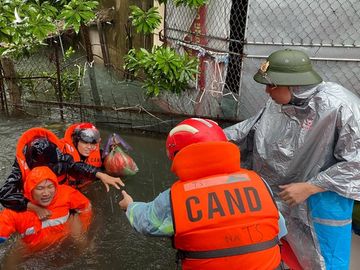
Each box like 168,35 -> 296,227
78,128 -> 100,144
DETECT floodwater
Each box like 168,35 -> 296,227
0,115 -> 176,270
1,114 -> 360,270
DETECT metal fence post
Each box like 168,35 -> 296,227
53,38 -> 64,121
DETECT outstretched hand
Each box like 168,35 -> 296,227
96,172 -> 125,192
119,190 -> 133,211
279,182 -> 324,207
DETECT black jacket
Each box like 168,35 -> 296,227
0,150 -> 100,211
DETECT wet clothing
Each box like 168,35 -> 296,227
126,141 -> 286,270
61,123 -> 102,188
224,82 -> 360,270
16,127 -> 65,182
0,167 -> 92,251
0,128 -> 99,212
171,141 -> 280,270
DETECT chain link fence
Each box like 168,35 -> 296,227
10,42 -> 85,118
164,0 -> 360,119
2,0 -> 360,128
1,32 -> 235,134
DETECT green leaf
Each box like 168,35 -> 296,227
123,46 -> 198,96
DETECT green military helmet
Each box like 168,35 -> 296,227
253,49 -> 323,86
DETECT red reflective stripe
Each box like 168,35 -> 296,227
183,173 -> 250,191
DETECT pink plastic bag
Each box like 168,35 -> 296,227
103,134 -> 139,177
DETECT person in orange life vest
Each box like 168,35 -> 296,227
119,118 -> 287,270
0,127 -> 124,220
61,123 -> 103,189
0,166 -> 92,252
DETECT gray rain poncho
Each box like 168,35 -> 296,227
225,82 -> 360,270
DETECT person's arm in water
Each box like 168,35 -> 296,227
119,189 -> 174,236
67,185 -> 92,236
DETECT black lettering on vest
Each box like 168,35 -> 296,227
208,192 -> 225,219
186,196 -> 202,222
224,233 -> 241,243
241,224 -> 264,243
224,189 -> 245,214
244,187 -> 262,211
254,224 -> 264,242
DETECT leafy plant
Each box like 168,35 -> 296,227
39,63 -> 83,102
64,46 -> 75,60
124,46 -> 199,96
129,6 -> 162,34
173,0 -> 208,8
0,0 -> 58,57
0,0 -> 99,57
60,65 -> 83,101
59,0 -> 98,33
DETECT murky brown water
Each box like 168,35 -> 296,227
0,115 -> 177,270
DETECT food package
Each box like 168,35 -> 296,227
103,133 -> 139,177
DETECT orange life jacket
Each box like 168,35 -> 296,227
15,127 -> 65,182
61,123 -> 102,188
0,166 -> 92,252
170,141 -> 281,270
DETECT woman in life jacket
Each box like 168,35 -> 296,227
0,127 -> 123,220
61,123 -> 104,189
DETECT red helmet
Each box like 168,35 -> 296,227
166,118 -> 227,160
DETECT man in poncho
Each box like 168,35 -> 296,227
224,48 -> 360,269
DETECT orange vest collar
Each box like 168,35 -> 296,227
171,141 -> 241,181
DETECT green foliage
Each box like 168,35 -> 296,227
129,6 -> 162,34
173,0 -> 208,8
38,63 -> 83,101
64,46 -> 75,60
0,0 -> 57,57
0,0 -> 98,57
124,46 -> 199,96
59,66 -> 83,101
130,0 -> 207,36
156,0 -> 206,7
59,0 -> 98,34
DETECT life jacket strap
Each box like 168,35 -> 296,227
177,236 -> 279,259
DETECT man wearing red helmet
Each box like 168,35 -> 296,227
119,118 -> 287,270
